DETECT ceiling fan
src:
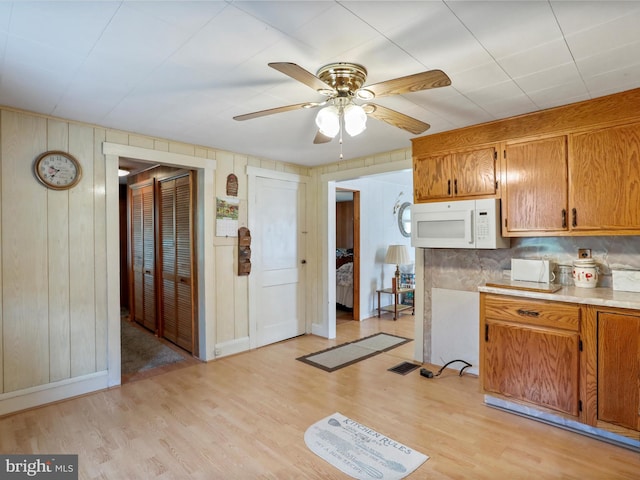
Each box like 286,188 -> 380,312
233,62 -> 451,144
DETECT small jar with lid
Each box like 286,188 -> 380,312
556,264 -> 573,286
573,259 -> 598,288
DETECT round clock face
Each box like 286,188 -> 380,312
34,151 -> 82,190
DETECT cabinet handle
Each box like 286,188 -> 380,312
562,209 -> 567,228
447,180 -> 451,195
485,324 -> 489,342
454,179 -> 458,195
572,208 -> 577,227
516,309 -> 540,317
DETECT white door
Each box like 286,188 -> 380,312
251,174 -> 306,347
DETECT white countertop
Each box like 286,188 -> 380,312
478,282 -> 640,310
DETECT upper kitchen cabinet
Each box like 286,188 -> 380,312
569,122 -> 640,233
414,146 -> 497,202
502,136 -> 568,235
412,87 -> 640,235
502,124 -> 640,236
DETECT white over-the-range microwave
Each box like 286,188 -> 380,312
411,198 -> 510,249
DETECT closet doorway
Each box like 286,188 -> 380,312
336,189 -> 360,321
128,168 -> 197,355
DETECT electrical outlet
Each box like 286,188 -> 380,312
578,248 -> 592,258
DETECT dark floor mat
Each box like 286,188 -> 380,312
388,361 -> 420,375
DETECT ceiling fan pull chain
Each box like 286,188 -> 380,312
339,111 -> 344,160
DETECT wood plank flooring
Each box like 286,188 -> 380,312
1,315 -> 639,479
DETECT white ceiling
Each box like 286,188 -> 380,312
2,1 -> 640,167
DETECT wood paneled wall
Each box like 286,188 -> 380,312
0,100 -> 414,412
0,106 -> 311,409
0,110 -> 107,392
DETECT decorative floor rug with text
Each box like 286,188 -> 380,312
304,412 -> 429,479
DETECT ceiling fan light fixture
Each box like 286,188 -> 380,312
317,88 -> 336,96
344,104 -> 367,136
315,106 -> 340,137
356,88 -> 375,100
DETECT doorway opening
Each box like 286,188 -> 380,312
105,141 -> 216,387
118,162 -> 199,381
336,188 -> 360,323
330,168 -> 413,331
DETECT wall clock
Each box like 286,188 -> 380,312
33,150 -> 82,190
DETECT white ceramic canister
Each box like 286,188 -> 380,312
573,259 -> 598,288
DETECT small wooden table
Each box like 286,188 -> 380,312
376,287 -> 415,320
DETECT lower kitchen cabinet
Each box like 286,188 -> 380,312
483,321 -> 580,416
584,306 -> 640,435
481,292 -> 640,443
480,294 -> 581,417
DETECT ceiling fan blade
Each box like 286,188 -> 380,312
269,62 -> 336,94
364,104 -> 430,135
313,130 -> 333,144
361,69 -> 451,98
233,102 -> 321,121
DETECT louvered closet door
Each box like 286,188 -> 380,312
131,183 -> 156,332
159,174 -> 194,352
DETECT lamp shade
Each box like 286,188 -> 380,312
315,106 -> 340,137
343,104 -> 367,136
385,244 -> 410,266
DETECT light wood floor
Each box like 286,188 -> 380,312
1,314 -> 639,479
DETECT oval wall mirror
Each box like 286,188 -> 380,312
397,202 -> 411,237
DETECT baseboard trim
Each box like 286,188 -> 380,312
0,371 -> 109,416
485,395 -> 640,452
311,323 -> 328,338
214,337 -> 250,358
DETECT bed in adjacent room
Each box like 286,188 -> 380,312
336,248 -> 354,310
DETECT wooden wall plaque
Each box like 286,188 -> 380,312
238,227 -> 251,275
226,173 -> 238,197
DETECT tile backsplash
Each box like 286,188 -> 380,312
420,236 -> 640,361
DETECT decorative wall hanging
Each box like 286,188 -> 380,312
216,196 -> 239,237
238,227 -> 252,276
226,173 -> 238,196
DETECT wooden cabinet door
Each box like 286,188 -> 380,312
570,123 -> 640,231
597,312 -> 640,431
336,199 -> 354,249
131,183 -> 156,332
450,146 -> 496,197
159,174 -> 194,353
503,137 -> 568,234
414,153 -> 451,201
483,320 -> 580,416
414,147 -> 497,202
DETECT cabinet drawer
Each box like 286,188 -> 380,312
483,294 -> 580,331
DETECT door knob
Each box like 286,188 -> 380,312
301,259 -> 307,264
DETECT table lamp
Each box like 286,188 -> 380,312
385,244 -> 410,291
